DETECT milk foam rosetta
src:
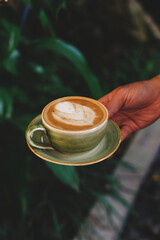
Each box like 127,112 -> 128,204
43,97 -> 107,131
52,101 -> 96,126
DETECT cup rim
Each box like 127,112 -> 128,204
42,96 -> 108,134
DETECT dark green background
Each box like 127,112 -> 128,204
0,0 -> 160,239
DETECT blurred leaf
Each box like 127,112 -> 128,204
0,88 -> 13,120
55,0 -> 66,20
111,189 -> 131,209
35,74 -> 76,96
0,18 -> 12,32
11,86 -> 29,103
0,99 -> 4,118
46,162 -> 80,192
35,38 -> 103,98
1,19 -> 20,54
146,60 -> 154,72
51,207 -> 64,238
93,194 -> 124,225
12,114 -> 35,132
8,27 -> 20,53
39,10 -> 55,37
21,0 -> 32,8
119,159 -> 137,172
21,6 -> 31,30
30,62 -> 45,74
3,49 -> 20,75
45,0 -> 66,19
20,189 -> 29,217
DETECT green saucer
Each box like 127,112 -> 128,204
26,115 -> 121,166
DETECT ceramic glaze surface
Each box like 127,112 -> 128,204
26,115 -> 121,166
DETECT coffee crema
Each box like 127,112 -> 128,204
42,97 -> 107,131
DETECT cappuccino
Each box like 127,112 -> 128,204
42,96 -> 107,131
27,96 -> 108,153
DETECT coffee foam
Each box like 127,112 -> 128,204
52,101 -> 96,126
43,97 -> 107,131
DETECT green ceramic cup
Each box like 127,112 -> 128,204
26,96 -> 108,153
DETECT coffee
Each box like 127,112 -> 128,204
27,96 -> 108,153
42,96 -> 107,131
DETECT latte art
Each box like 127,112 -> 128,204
42,97 -> 107,131
52,101 -> 96,126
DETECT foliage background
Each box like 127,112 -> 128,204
0,0 -> 160,239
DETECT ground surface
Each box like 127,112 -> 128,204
119,146 -> 160,240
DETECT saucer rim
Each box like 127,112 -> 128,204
26,114 -> 121,166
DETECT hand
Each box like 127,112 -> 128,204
99,75 -> 160,141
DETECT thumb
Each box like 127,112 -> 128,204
121,125 -> 133,141
98,89 -> 125,118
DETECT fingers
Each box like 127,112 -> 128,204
98,93 -> 112,106
98,93 -> 112,116
111,112 -> 128,126
120,125 -> 133,141
111,115 -> 133,141
112,115 -> 134,141
99,89 -> 125,118
99,87 -> 134,141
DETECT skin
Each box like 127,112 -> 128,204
99,75 -> 160,141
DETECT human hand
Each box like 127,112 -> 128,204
99,75 -> 160,141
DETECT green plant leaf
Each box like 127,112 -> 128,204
0,99 -> 4,118
45,0 -> 66,20
119,159 -> 137,172
46,162 -> 80,192
8,26 -> 20,54
0,88 -> 13,120
12,114 -> 35,133
51,207 -> 64,238
0,19 -> 20,54
0,18 -> 11,32
111,189 -> 131,209
11,86 -> 29,103
21,0 -> 32,8
39,9 -> 55,37
3,49 -> 20,75
30,62 -> 45,74
35,38 -> 103,99
55,0 -> 66,20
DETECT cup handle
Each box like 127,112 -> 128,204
26,124 -> 53,149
